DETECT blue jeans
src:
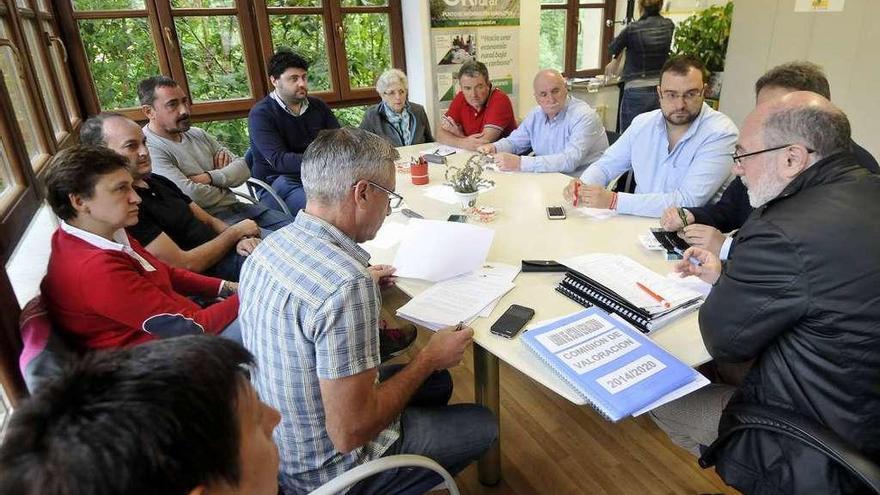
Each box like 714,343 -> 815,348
213,201 -> 293,233
349,365 -> 499,495
270,175 -> 307,216
204,248 -> 247,282
218,318 -> 242,344
619,86 -> 660,133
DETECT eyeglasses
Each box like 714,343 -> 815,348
358,180 -> 404,209
659,89 -> 703,103
731,144 -> 815,165
382,89 -> 407,97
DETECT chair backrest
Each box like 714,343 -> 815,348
699,402 -> 880,494
19,295 -> 75,394
242,148 -> 292,216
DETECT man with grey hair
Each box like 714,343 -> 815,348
437,59 -> 517,150
477,69 -> 608,176
652,92 -> 880,493
238,128 -> 498,494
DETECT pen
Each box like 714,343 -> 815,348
573,181 -> 580,207
454,321 -> 464,331
673,247 -> 703,267
635,282 -> 671,308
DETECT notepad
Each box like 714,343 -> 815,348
522,308 -> 706,422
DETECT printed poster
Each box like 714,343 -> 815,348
430,0 -> 520,28
794,0 -> 844,12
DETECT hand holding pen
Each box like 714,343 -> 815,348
674,246 -> 722,285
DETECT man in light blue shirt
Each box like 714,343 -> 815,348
564,55 -> 738,217
477,69 -> 608,176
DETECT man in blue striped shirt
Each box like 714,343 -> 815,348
239,128 -> 497,494
477,69 -> 609,176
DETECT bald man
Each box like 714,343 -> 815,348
652,92 -> 880,493
476,69 -> 608,176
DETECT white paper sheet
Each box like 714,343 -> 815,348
397,275 -> 515,330
422,184 -> 496,205
570,207 -> 617,220
392,219 -> 494,282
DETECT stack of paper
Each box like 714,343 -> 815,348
397,263 -> 519,331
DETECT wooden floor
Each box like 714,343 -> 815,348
396,331 -> 740,495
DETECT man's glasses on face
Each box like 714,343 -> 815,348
357,180 -> 404,209
659,89 -> 704,103
731,144 -> 815,165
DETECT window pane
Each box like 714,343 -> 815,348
266,0 -> 320,6
575,8 -> 603,72
15,0 -> 29,9
45,21 -> 81,126
541,0 -> 567,4
73,0 -> 146,10
0,24 -> 46,161
199,117 -> 248,155
174,16 -> 250,102
37,0 -> 51,13
171,0 -> 235,7
332,105 -> 367,128
0,137 -> 15,200
341,0 -> 386,5
539,9 -> 565,72
23,21 -> 66,140
78,17 -> 161,109
269,15 -> 330,92
343,13 -> 390,89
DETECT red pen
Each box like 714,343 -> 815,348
573,181 -> 580,207
635,282 -> 670,308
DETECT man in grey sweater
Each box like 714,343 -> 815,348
139,76 -> 292,231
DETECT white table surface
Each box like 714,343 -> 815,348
361,143 -> 712,405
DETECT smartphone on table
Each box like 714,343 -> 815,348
546,206 -> 566,220
447,214 -> 468,223
490,304 -> 536,339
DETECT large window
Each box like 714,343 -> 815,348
58,0 -> 404,122
540,0 -> 616,77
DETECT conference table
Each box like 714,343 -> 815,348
361,143 -> 712,485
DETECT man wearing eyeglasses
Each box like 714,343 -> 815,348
238,128 -> 498,494
651,91 -> 880,494
659,61 -> 879,259
563,55 -> 738,217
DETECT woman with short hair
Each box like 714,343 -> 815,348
360,68 -> 433,146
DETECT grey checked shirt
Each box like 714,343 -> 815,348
239,212 -> 400,493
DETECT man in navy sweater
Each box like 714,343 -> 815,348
660,61 -> 878,259
248,49 -> 340,215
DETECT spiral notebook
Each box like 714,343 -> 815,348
557,253 -> 704,333
521,308 -> 704,422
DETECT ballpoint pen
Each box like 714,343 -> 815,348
673,247 -> 703,267
454,321 -> 463,331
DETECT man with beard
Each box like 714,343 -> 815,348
658,61 -> 879,258
80,113 -> 260,281
563,55 -> 738,217
248,49 -> 341,215
652,92 -> 880,494
139,76 -> 292,231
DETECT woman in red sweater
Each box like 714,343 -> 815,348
40,146 -> 240,349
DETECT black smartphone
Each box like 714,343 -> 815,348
546,206 -> 566,220
447,214 -> 468,223
490,304 -> 536,339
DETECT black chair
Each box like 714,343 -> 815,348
242,149 -> 291,216
699,403 -> 880,494
605,130 -> 637,194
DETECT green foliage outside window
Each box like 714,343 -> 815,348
200,118 -> 249,156
332,105 -> 367,128
342,13 -> 391,88
539,9 -> 566,73
175,16 -> 250,102
270,15 -> 331,92
78,18 -> 161,109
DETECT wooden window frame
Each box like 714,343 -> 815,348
541,0 -> 616,78
56,0 -> 405,124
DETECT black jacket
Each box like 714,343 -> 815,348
700,152 -> 880,494
359,102 -> 433,147
608,13 -> 674,82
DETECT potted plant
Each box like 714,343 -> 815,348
445,154 -> 495,209
671,1 -> 734,101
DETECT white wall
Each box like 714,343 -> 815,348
719,0 -> 880,157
